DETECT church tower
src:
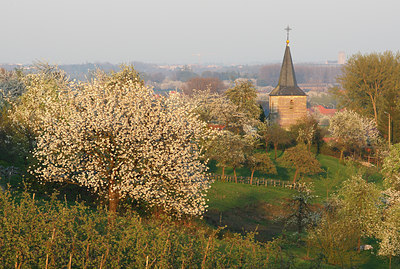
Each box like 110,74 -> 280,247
269,26 -> 307,129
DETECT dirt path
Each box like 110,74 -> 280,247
204,201 -> 286,242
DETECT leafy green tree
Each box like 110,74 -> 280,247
205,132 -> 231,181
258,123 -> 290,159
337,175 -> 381,252
225,134 -> 246,183
246,152 -> 277,184
279,144 -> 323,183
225,80 -> 261,120
333,51 -> 400,143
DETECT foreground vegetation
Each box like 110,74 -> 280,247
0,189 -> 298,269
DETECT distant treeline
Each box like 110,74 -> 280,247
1,62 -> 342,86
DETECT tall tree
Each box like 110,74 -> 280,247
32,66 -> 210,217
333,51 -> 400,142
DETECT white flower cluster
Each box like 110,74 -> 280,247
32,76 -> 211,217
378,189 -> 400,258
329,110 -> 379,148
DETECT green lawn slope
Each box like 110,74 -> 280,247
205,151 -> 388,268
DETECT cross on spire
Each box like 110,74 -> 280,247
285,25 -> 292,45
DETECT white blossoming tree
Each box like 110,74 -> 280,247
378,191 -> 400,268
328,110 -> 379,161
4,64 -> 69,160
32,67 -> 210,217
338,175 -> 381,252
382,143 -> 400,190
379,145 -> 400,267
189,89 -> 252,134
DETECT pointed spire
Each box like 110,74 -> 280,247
278,45 -> 298,88
269,28 -> 306,96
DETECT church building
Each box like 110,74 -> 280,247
269,27 -> 307,129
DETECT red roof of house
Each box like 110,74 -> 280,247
309,105 -> 337,116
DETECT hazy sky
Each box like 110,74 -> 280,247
1,0 -> 399,65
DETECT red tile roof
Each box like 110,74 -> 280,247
309,105 -> 337,116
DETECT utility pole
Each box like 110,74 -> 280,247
388,112 -> 391,148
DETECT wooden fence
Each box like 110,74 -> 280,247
207,173 -> 304,191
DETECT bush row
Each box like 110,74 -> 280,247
0,190 -> 286,268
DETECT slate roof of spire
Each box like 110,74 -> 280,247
269,45 -> 306,96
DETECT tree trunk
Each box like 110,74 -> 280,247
222,167 -> 225,182
369,94 -> 378,127
274,143 -> 278,159
357,236 -> 361,253
250,168 -> 255,185
340,149 -> 344,162
293,168 -> 299,184
108,183 -> 119,214
233,168 -> 237,183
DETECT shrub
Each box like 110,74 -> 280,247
0,189 -> 286,268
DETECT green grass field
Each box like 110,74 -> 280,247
204,151 -> 390,268
206,151 -> 355,207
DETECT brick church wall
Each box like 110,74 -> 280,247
269,95 -> 307,129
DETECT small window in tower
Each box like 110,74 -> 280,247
289,100 -> 294,109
